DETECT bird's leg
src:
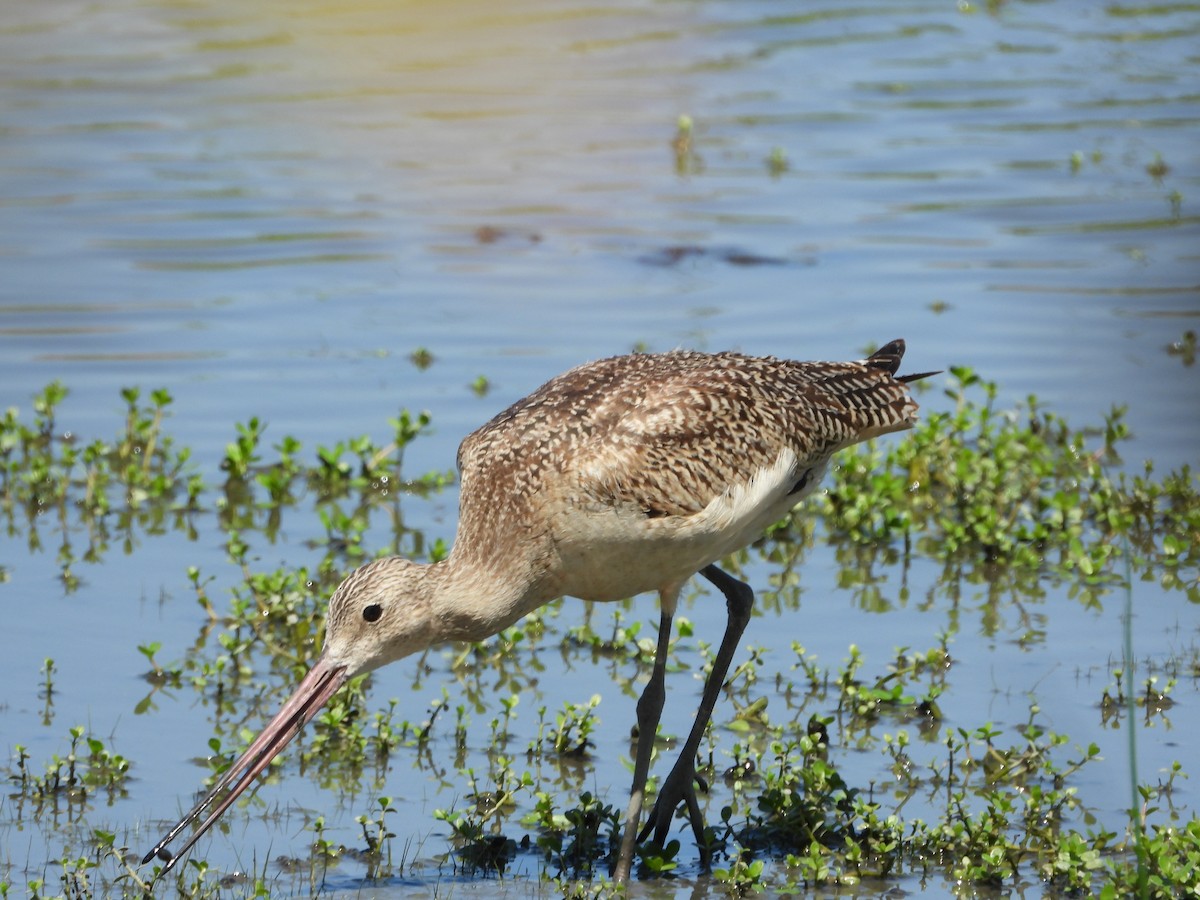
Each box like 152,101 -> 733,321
638,564 -> 754,864
614,599 -> 676,884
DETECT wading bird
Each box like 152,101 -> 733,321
144,340 -> 933,883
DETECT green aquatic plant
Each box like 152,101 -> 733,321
8,726 -> 130,812
766,147 -> 789,178
822,367 -> 1198,597
0,384 -> 447,595
527,789 -> 622,879
3,374 -> 1198,896
434,759 -> 532,875
547,695 -> 603,757
357,796 -> 397,870
0,384 -> 197,590
409,347 -> 435,370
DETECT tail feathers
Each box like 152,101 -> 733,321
867,337 -> 940,384
866,339 -> 906,375
898,369 -> 941,384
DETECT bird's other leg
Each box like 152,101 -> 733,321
638,564 -> 754,866
614,591 -> 678,884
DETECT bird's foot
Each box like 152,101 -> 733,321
636,756 -> 713,867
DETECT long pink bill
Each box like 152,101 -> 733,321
142,656 -> 348,877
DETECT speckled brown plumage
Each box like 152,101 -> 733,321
451,340 -> 924,604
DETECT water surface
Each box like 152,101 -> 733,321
1,0 -> 1197,896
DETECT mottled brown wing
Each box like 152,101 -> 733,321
588,353 -> 919,517
455,346 -> 922,526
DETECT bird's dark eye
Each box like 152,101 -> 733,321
363,603 -> 383,623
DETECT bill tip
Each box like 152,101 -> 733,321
142,846 -> 173,865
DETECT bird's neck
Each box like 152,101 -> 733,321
426,550 -> 551,645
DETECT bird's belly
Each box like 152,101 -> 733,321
551,515 -> 720,602
549,455 -> 821,603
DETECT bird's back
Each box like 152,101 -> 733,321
450,341 -> 924,601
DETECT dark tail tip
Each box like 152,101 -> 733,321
868,338 -> 939,383
867,338 -> 906,375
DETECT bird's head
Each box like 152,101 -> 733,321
322,556 -> 439,679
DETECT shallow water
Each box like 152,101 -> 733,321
1,0 -> 1197,896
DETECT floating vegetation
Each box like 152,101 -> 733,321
2,378 -> 1197,897
823,368 -> 1198,601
